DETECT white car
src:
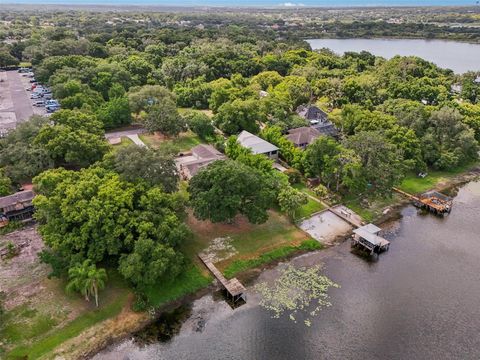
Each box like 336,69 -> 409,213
33,100 -> 45,107
30,93 -> 42,99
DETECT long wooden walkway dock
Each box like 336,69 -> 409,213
393,187 -> 452,215
198,254 -> 246,302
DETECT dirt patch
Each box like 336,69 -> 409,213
299,210 -> 353,245
0,226 -> 49,310
186,212 -> 254,238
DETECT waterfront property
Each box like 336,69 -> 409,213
237,130 -> 279,159
351,223 -> 390,255
175,144 -> 226,180
0,190 -> 35,227
393,187 -> 453,215
198,253 -> 246,303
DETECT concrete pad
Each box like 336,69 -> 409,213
299,210 -> 353,245
108,137 -> 122,145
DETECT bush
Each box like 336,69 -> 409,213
285,168 -> 302,184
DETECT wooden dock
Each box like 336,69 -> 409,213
393,187 -> 452,215
198,254 -> 246,302
329,205 -> 363,227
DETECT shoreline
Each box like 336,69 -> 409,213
73,167 -> 480,359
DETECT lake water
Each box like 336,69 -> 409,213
307,38 -> 480,74
94,181 -> 480,360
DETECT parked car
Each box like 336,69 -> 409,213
30,93 -> 42,99
18,67 -> 31,73
33,100 -> 45,107
29,78 -> 36,83
43,92 -> 53,100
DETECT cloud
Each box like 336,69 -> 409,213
281,2 -> 305,6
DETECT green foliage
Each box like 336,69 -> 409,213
183,111 -> 215,140
0,116 -> 53,184
95,97 -> 132,129
189,160 -> 275,224
260,126 -> 304,169
119,238 -> 183,288
223,240 -> 322,279
107,144 -> 179,192
33,167 -> 188,287
34,110 -> 109,168
66,260 -> 107,307
0,170 -> 12,196
143,264 -> 211,307
278,186 -> 308,218
214,99 -> 264,135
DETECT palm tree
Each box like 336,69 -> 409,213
66,260 -> 108,307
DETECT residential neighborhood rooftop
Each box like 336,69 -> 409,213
286,126 -> 322,147
0,190 -> 35,213
176,144 -> 226,179
237,130 -> 279,155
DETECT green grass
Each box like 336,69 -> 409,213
111,137 -> 134,149
294,198 -> 326,221
6,291 -> 129,360
140,131 -> 201,153
223,240 -> 323,279
183,211 -> 312,262
143,264 -> 211,307
399,162 -> 478,194
4,271 -> 130,360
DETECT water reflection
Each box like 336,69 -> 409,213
95,181 -> 480,360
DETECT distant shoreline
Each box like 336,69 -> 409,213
1,3 -> 479,11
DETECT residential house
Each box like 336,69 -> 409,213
0,190 -> 35,226
296,104 -> 338,138
237,130 -> 279,159
176,144 -> 226,180
285,126 -> 322,149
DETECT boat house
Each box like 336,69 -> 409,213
352,223 -> 390,255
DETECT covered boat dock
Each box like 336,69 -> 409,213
351,223 -> 390,255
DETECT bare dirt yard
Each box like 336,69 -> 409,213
299,210 -> 353,245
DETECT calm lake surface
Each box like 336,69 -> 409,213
95,181 -> 480,360
307,38 -> 480,74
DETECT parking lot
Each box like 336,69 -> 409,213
0,70 -> 46,132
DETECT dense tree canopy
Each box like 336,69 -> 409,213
189,160 -> 275,224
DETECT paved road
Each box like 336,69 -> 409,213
6,71 -> 34,123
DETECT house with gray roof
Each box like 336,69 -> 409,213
286,126 -> 322,149
296,104 -> 339,138
237,130 -> 279,159
175,144 -> 226,180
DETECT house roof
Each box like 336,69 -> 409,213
296,105 -> 329,121
176,144 -> 226,178
0,190 -> 35,212
191,144 -> 223,160
358,223 -> 382,235
237,130 -> 279,155
312,123 -> 339,137
286,126 -> 322,146
353,228 -> 383,246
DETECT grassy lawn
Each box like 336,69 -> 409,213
178,108 -> 214,118
184,210 -> 313,271
139,131 -> 201,153
143,264 -> 211,308
3,271 -> 131,360
399,162 -> 478,194
343,193 -> 401,223
223,240 -> 322,279
291,182 -> 327,221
